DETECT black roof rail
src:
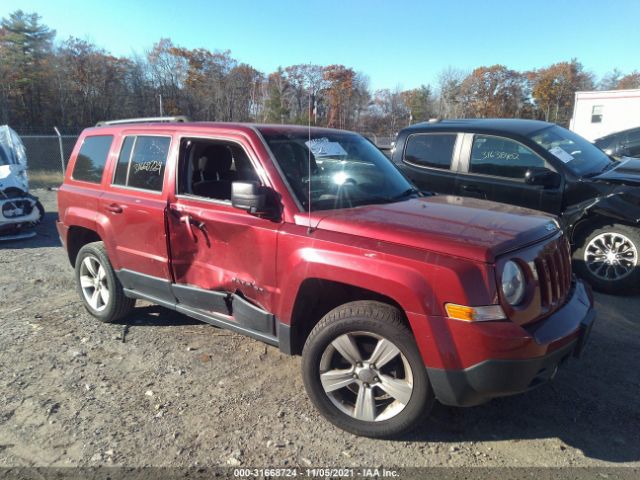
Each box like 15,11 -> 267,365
95,116 -> 190,127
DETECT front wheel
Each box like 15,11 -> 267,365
302,301 -> 433,438
75,241 -> 135,322
573,224 -> 640,293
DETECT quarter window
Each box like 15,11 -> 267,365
469,135 -> 549,180
72,135 -> 113,183
404,134 -> 456,169
113,136 -> 171,192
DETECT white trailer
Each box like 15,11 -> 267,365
569,88 -> 640,141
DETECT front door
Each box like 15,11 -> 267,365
456,134 -> 563,215
166,136 -> 280,334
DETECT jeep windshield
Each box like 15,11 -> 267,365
258,128 -> 417,211
528,125 -> 615,177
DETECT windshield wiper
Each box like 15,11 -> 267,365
388,188 -> 421,201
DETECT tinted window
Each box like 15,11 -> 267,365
470,135 -> 548,179
625,129 -> 640,157
627,129 -> 640,143
404,134 -> 456,169
72,135 -> 113,183
594,134 -> 617,151
113,136 -> 135,186
112,136 -> 170,192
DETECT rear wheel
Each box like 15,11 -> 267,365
573,223 -> 640,293
302,301 -> 433,438
75,242 -> 134,322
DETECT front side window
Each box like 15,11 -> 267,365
469,135 -> 549,180
258,128 -> 415,211
176,138 -> 260,201
113,136 -> 170,192
591,105 -> 603,123
72,135 -> 113,183
403,133 -> 456,170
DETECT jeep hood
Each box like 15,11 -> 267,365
298,196 -> 559,263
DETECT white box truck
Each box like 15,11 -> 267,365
569,88 -> 640,141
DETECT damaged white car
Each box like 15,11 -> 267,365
0,125 -> 44,240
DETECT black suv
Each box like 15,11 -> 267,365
594,126 -> 640,159
392,119 -> 640,293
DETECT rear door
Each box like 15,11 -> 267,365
396,133 -> 460,194
456,134 -> 563,214
99,133 -> 174,301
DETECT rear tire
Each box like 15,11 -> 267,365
573,223 -> 640,293
302,301 -> 433,438
75,241 -> 134,323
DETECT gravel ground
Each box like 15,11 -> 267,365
0,189 -> 638,471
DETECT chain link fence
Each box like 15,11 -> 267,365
10,127 -> 395,188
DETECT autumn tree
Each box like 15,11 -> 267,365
323,65 -> 356,129
617,71 -> 640,89
459,65 -> 526,118
529,60 -> 594,125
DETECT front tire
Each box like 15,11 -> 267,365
573,223 -> 640,293
302,301 -> 433,438
75,241 -> 135,322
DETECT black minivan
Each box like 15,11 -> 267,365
392,119 -> 640,293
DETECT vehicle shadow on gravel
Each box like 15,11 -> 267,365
0,212 -> 61,249
402,330 -> 639,463
115,304 -> 201,327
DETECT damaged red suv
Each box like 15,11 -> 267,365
57,118 -> 595,437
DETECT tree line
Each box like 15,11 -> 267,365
1,10 -> 639,136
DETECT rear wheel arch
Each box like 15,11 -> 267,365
286,278 -> 413,356
67,226 -> 102,267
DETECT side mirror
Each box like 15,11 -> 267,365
231,182 -> 273,215
524,169 -> 561,188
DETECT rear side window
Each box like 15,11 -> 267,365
113,136 -> 171,192
404,134 -> 456,169
72,135 -> 113,183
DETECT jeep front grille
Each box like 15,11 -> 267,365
534,237 -> 572,309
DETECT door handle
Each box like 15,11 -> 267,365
180,215 -> 198,243
179,214 -> 209,246
105,203 -> 123,214
462,184 -> 483,193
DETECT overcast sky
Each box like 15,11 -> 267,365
2,0 -> 639,90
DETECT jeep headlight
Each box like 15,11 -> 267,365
501,261 -> 525,306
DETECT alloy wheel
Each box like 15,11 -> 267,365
584,232 -> 638,281
79,256 -> 110,312
319,331 -> 413,422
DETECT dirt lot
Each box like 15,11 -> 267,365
0,189 -> 639,470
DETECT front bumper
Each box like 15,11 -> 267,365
425,279 -> 595,406
0,195 -> 40,229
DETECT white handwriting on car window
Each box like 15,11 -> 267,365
133,161 -> 163,174
480,150 -> 519,161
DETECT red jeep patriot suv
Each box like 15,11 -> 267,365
57,118 -> 595,437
